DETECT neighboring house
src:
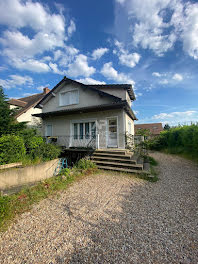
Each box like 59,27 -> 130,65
135,123 -> 163,136
33,77 -> 137,149
8,88 -> 50,127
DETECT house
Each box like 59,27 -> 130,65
8,87 -> 50,127
135,123 -> 163,136
33,77 -> 137,150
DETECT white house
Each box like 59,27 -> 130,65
8,87 -> 50,127
34,77 -> 137,149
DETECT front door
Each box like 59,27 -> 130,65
107,118 -> 118,148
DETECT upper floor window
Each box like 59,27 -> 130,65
59,90 -> 79,106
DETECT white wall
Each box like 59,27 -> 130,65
125,113 -> 135,135
42,109 -> 126,149
17,107 -> 42,128
42,83 -> 115,113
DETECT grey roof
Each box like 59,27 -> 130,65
88,84 -> 136,101
33,101 -> 137,120
35,77 -> 135,109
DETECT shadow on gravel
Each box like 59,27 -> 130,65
54,172 -> 197,264
53,182 -> 154,264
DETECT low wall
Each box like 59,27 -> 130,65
0,159 -> 59,191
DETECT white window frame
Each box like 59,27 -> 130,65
106,116 -> 119,148
69,118 -> 97,147
45,124 -> 53,137
59,89 -> 79,107
128,120 -> 132,134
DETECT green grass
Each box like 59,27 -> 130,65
162,148 -> 198,163
148,156 -> 158,166
0,165 -> 98,232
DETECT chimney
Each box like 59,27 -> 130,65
43,87 -> 50,94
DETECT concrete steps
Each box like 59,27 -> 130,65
91,150 -> 150,174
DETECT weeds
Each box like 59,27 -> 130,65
0,161 -> 97,232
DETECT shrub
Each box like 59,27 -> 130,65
59,168 -> 70,176
146,124 -> 198,161
75,158 -> 96,170
0,135 -> 26,165
33,142 -> 61,161
26,136 -> 44,158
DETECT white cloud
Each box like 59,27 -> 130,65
54,45 -> 79,67
67,20 -> 76,37
49,62 -> 66,75
172,2 -> 198,59
42,56 -> 52,62
101,62 -> 135,85
152,110 -> 198,125
116,0 -> 126,4
159,79 -> 169,85
152,72 -> 184,84
0,0 -> 77,72
115,0 -> 198,59
114,40 -> 141,68
120,52 -> 141,68
172,73 -> 183,81
153,111 -> 196,119
12,58 -> 50,73
67,54 -> 96,77
0,0 -> 65,34
77,78 -> 105,85
92,48 -> 109,60
0,74 -> 33,89
152,72 -> 163,77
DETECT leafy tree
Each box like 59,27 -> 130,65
136,128 -> 151,137
164,124 -> 170,130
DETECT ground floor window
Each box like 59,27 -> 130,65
73,121 -> 96,140
46,124 -> 52,137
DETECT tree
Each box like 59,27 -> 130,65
136,128 -> 151,137
164,123 -> 170,130
0,86 -> 26,136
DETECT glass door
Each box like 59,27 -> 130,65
107,118 -> 118,148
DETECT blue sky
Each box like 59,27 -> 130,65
0,0 -> 198,125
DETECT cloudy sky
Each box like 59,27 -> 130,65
0,0 -> 198,125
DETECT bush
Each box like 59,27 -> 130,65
75,158 -> 96,170
147,124 -> 198,161
33,142 -> 61,161
0,135 -> 26,164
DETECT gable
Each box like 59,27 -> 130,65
42,82 -> 120,113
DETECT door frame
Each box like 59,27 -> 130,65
106,116 -> 118,148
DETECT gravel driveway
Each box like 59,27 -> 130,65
0,152 -> 198,263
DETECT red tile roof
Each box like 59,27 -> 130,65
8,87 -> 50,118
135,123 -> 163,135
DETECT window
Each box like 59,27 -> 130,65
74,123 -> 78,140
60,90 -> 79,106
46,125 -> 52,137
91,122 -> 96,139
85,123 -> 90,139
80,123 -> 83,139
128,121 -> 132,134
73,121 -> 96,140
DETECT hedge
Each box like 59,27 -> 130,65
0,135 -> 26,164
147,124 -> 198,160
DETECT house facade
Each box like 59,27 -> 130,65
8,88 -> 50,127
34,77 -> 137,149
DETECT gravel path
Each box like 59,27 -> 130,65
0,152 -> 198,263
